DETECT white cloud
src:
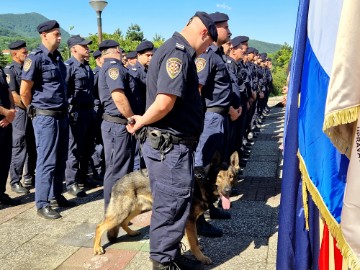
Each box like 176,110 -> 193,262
216,3 -> 232,10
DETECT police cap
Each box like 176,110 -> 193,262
126,51 -> 137,59
67,35 -> 92,48
267,57 -> 272,61
37,20 -> 60,33
194,11 -> 218,42
8,40 -> 26,50
259,52 -> 267,58
209,12 -> 229,23
98,40 -> 120,51
93,50 -> 101,59
231,36 -> 249,48
254,49 -> 259,55
247,47 -> 256,54
136,41 -> 154,53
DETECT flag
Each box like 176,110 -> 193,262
276,0 -> 320,269
296,0 -> 360,269
323,1 -> 360,267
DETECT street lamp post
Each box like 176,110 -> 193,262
89,0 -> 108,44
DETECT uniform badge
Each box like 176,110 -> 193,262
6,74 -> 10,84
108,68 -> 119,80
166,58 -> 182,79
23,58 -> 32,72
195,58 -> 206,73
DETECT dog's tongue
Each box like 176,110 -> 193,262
220,194 -> 231,210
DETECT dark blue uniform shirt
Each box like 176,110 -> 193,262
65,57 -> 95,106
224,56 -> 242,109
0,67 -> 10,115
98,58 -> 135,117
21,44 -> 67,110
195,45 -> 232,109
146,32 -> 203,138
4,61 -> 22,94
128,61 -> 146,114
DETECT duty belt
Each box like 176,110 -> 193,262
102,114 -> 127,125
34,108 -> 68,117
206,106 -> 228,115
146,128 -> 198,148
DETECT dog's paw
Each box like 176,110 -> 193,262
93,246 -> 104,255
198,255 -> 212,265
127,229 -> 141,236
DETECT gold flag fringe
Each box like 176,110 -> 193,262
302,175 -> 309,231
297,152 -> 360,270
323,106 -> 360,158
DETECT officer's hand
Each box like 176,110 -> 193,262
259,92 -> 265,99
0,119 -> 10,128
229,106 -> 240,121
5,109 -> 16,123
126,115 -> 143,134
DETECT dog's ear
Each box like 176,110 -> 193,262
211,151 -> 222,166
230,151 -> 240,172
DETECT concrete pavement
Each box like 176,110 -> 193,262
0,96 -> 284,270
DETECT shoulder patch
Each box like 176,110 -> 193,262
108,68 -> 119,80
195,58 -> 207,73
6,73 -> 10,84
176,43 -> 185,51
23,58 -> 32,72
166,58 -> 182,79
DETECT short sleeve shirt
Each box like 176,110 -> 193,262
195,45 -> 232,109
65,57 -> 94,106
98,58 -> 134,117
21,44 -> 67,110
4,61 -> 22,94
146,32 -> 203,138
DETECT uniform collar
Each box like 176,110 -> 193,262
104,57 -> 122,64
11,60 -> 23,69
39,44 -> 61,59
70,56 -> 86,68
172,32 -> 196,59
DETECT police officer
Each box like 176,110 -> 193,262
90,50 -> 105,181
98,40 -> 137,210
194,12 -> 238,237
5,40 -> 36,194
128,41 -> 154,170
0,65 -> 19,205
64,35 -> 96,197
126,51 -> 137,67
20,20 -> 75,219
127,11 -> 216,270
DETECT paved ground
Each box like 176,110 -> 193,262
0,96 -> 284,270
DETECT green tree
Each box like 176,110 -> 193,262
152,33 -> 165,48
268,43 -> 292,96
125,24 -> 144,42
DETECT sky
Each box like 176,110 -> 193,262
1,0 -> 299,45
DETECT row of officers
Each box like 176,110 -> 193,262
0,13 -> 272,269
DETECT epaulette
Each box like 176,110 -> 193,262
110,61 -> 117,64
176,43 -> 185,51
131,67 -> 137,71
4,65 -> 12,69
30,49 -> 42,55
226,59 -> 232,64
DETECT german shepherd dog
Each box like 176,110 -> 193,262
93,151 -> 240,265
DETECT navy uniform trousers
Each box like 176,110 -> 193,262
65,108 -> 96,187
142,139 -> 194,264
33,115 -> 69,209
101,120 -> 135,210
195,111 -> 227,167
0,125 -> 12,194
9,107 -> 36,185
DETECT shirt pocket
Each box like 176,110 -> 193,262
42,64 -> 57,82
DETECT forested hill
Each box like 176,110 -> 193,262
249,39 -> 282,54
0,13 -> 70,39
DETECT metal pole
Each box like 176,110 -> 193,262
97,10 -> 103,44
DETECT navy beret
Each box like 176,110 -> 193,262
247,47 -> 256,54
209,12 -> 229,23
126,51 -> 137,59
259,52 -> 267,58
37,20 -> 60,33
231,36 -> 249,48
93,50 -> 101,59
67,35 -> 92,48
8,40 -> 26,50
267,58 -> 272,61
254,49 -> 259,55
99,40 -> 120,51
136,41 -> 154,53
194,11 -> 218,42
